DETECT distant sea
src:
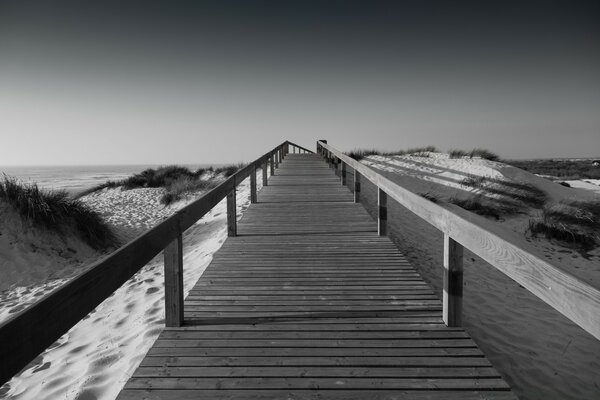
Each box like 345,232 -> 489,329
0,164 -> 215,196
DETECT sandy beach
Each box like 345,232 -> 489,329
0,171 -> 262,399
1,155 -> 599,400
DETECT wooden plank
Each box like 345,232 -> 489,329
118,390 -> 517,400
116,152 -> 515,399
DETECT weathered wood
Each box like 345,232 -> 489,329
317,141 -> 600,340
0,141 -> 309,386
250,164 -> 257,204
270,156 -> 275,176
262,161 -> 268,187
443,234 -> 464,327
227,184 -> 237,237
378,188 -> 387,236
164,233 -> 184,327
341,161 -> 347,186
354,170 -> 361,203
118,153 -> 515,399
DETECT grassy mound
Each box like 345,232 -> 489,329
78,164 -> 246,205
529,201 -> 600,250
347,146 -> 499,161
0,176 -> 117,250
449,148 -> 500,161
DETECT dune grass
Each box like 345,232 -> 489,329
449,148 -> 500,161
460,176 -> 547,208
528,200 -> 600,250
0,176 -> 117,250
347,146 -> 499,161
77,164 -> 247,205
347,146 -> 439,161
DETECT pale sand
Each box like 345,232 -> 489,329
0,171 -> 261,399
361,154 -> 600,400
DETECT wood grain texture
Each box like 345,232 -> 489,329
117,153 -> 516,399
443,234 -> 464,327
318,141 -> 600,341
164,233 -> 184,327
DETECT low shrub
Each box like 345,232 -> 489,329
448,196 -> 502,220
418,192 -> 440,203
460,176 -> 546,208
0,176 -> 117,249
347,149 -> 381,161
449,148 -> 500,161
528,200 -> 600,250
160,177 -> 217,205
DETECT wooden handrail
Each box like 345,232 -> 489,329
0,140 -> 305,386
317,140 -> 600,341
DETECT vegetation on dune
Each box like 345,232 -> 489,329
449,148 -> 500,161
347,146 -> 499,161
529,200 -> 600,250
77,163 -> 246,205
347,149 -> 382,161
418,192 -> 440,203
505,159 -> 600,180
0,176 -> 118,250
460,176 -> 547,209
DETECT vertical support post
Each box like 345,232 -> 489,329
443,234 -> 464,327
354,170 -> 361,203
274,151 -> 279,169
227,180 -> 237,237
250,164 -> 257,203
164,232 -> 184,327
270,155 -> 275,176
341,161 -> 346,186
378,188 -> 387,236
262,160 -> 268,187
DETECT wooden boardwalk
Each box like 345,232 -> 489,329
117,154 -> 516,399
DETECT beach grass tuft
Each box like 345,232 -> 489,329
0,175 -> 118,249
528,200 -> 600,250
78,163 -> 246,204
449,148 -> 500,161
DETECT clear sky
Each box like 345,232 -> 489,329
1,0 -> 598,165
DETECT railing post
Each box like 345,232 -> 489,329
354,171 -> 361,203
378,188 -> 387,236
274,151 -> 279,169
227,179 -> 237,237
262,160 -> 268,187
250,164 -> 257,203
270,155 -> 275,176
443,234 -> 464,327
164,232 -> 184,327
341,161 -> 346,186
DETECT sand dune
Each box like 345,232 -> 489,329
0,172 -> 260,400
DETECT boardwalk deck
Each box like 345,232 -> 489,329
117,154 -> 516,399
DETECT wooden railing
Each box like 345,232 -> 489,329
0,140 -> 313,386
317,140 -> 600,341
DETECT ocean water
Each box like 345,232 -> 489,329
0,164 -> 213,196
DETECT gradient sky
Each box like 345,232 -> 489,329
1,0 -> 599,165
